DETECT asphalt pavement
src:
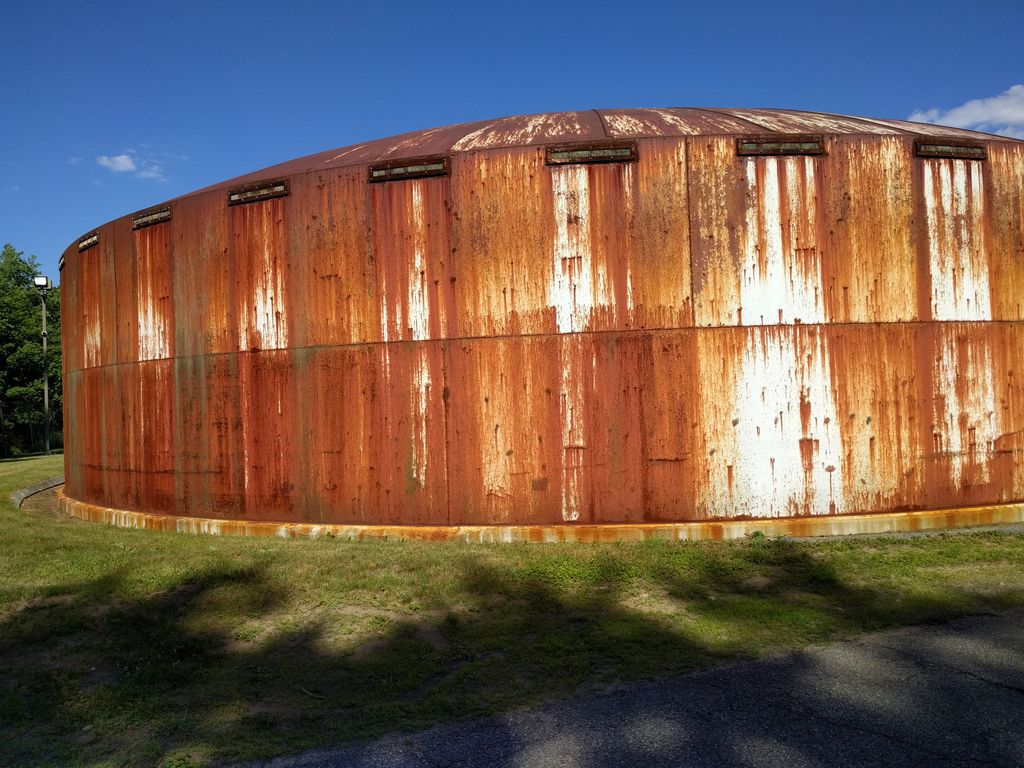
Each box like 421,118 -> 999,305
241,607 -> 1024,767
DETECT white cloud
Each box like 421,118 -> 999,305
97,154 -> 137,172
67,156 -> 83,165
910,84 -> 1024,139
135,161 -> 166,181
94,146 -> 178,181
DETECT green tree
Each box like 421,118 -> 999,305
0,243 -> 62,457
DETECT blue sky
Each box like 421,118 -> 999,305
3,0 -> 1023,283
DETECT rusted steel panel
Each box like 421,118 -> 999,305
289,345 -> 378,522
918,157 -> 991,321
448,147 -> 556,337
62,369 -> 84,498
828,323 -> 926,513
922,323 -> 1013,507
992,322 -> 1024,498
77,364 -> 117,506
172,352 -> 246,518
230,196 -> 290,352
547,161 -> 627,334
233,350 -> 299,519
74,225 -> 117,368
370,176 -> 455,343
284,169 -> 380,348
985,142 -> 1024,320
95,225 -> 121,366
362,341 -> 448,523
133,221 -> 175,362
692,325 -> 842,518
633,332 -> 703,521
690,323 -> 1024,518
444,334 -> 565,525
112,222 -> 139,363
172,192 -> 235,356
450,143 -> 690,337
820,136 -> 918,322
441,332 -> 688,526
689,137 -> 828,327
115,360 -> 176,513
627,139 -> 694,329
688,136 -> 749,327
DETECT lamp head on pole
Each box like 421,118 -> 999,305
33,275 -> 50,290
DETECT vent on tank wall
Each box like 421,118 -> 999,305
368,156 -> 449,182
736,135 -> 825,156
915,140 -> 987,160
77,232 -> 99,252
545,141 -> 637,165
131,208 -> 172,230
228,180 -> 290,205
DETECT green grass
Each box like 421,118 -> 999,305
2,454 -> 1024,767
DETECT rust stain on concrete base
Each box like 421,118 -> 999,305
57,490 -> 1024,543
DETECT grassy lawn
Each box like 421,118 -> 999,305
3,455 -> 1024,767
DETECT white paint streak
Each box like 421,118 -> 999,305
934,336 -> 999,487
602,113 -> 657,137
408,182 -> 431,341
326,144 -> 367,163
452,114 -> 587,151
924,159 -> 991,321
739,158 -> 824,325
136,238 -> 169,361
559,339 -> 590,522
410,348 -> 430,488
480,348 -> 512,502
652,109 -> 704,135
83,312 -> 101,368
729,109 -> 897,135
622,162 -> 636,313
700,329 -> 843,518
240,212 -> 288,350
549,165 -> 594,333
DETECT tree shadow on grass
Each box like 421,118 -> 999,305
0,537 -> 1018,767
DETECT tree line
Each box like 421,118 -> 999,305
0,243 -> 62,457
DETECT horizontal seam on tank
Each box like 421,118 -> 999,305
63,317 -> 1024,376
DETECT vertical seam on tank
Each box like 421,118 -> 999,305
592,109 -> 611,138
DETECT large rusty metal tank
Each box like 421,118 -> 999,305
58,108 -> 1024,540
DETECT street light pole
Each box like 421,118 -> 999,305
33,275 -> 51,455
